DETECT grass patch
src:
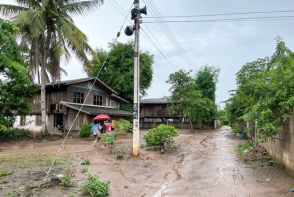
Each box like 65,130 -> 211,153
236,140 -> 253,154
0,170 -> 14,177
81,159 -> 90,165
0,154 -> 71,167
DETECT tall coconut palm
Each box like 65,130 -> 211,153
0,0 -> 103,133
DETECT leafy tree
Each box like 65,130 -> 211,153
225,39 -> 294,138
0,0 -> 103,133
167,68 -> 218,130
87,42 -> 153,110
0,19 -> 36,127
195,66 -> 219,101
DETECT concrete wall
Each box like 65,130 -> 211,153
263,113 -> 294,174
13,115 -> 42,132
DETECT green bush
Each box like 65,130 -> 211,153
0,126 -> 31,140
81,173 -> 109,197
237,140 -> 253,153
100,133 -> 116,145
144,124 -> 178,151
113,119 -> 132,134
60,174 -> 74,188
80,123 -> 92,138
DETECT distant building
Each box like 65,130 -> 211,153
140,97 -> 182,128
140,97 -> 214,129
13,78 -> 132,132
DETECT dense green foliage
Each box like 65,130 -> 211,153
60,174 -> 74,188
80,124 -> 92,138
195,66 -> 219,101
0,20 -> 36,127
144,124 -> 178,150
225,39 -> 294,138
82,173 -> 109,197
100,132 -> 116,145
167,66 -> 219,129
113,119 -> 132,134
217,109 -> 230,126
0,125 -> 31,140
88,42 -> 153,109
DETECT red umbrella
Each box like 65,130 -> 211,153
94,114 -> 110,121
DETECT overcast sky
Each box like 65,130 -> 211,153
2,0 -> 294,107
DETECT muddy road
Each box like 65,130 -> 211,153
0,127 -> 293,196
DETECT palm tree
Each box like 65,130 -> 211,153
0,0 -> 103,133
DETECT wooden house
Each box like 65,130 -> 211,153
13,78 -> 132,132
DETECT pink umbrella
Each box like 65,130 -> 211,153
94,114 -> 110,121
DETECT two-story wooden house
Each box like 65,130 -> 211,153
13,77 -> 132,132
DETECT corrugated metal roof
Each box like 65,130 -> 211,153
60,102 -> 132,117
46,77 -> 118,95
140,97 -> 172,104
44,77 -> 128,103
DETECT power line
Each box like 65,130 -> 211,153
141,27 -> 179,71
110,0 -> 180,71
144,15 -> 294,23
142,0 -> 195,68
144,9 -> 294,19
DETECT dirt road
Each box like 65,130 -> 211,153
0,127 -> 293,197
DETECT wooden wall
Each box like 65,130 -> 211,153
140,104 -> 170,118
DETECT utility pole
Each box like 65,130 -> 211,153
132,0 -> 140,157
125,0 -> 147,156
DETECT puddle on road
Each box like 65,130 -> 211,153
153,183 -> 168,197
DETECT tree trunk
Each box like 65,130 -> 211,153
189,119 -> 194,133
40,61 -> 47,134
40,29 -> 52,134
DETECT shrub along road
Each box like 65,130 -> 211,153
0,128 -> 293,196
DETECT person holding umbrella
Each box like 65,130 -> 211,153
92,114 -> 110,146
91,119 -> 101,146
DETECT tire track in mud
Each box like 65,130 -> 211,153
153,134 -> 218,196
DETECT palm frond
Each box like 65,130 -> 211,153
14,9 -> 46,37
16,0 -> 40,8
62,0 -> 103,15
0,4 -> 28,17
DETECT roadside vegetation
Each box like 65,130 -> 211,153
80,123 -> 92,138
113,119 -> 133,134
0,19 -> 37,128
222,39 -> 294,140
81,173 -> 109,197
144,124 -> 178,152
0,126 -> 31,141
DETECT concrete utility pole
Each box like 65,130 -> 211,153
124,0 -> 146,156
132,0 -> 141,157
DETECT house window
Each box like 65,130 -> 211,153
73,92 -> 84,103
93,95 -> 105,106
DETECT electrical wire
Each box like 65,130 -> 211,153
110,0 -> 180,71
144,15 -> 294,23
142,0 -> 195,68
144,9 -> 294,19
40,1 -> 133,184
